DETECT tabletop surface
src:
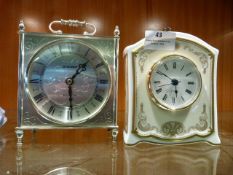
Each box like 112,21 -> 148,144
0,111 -> 233,175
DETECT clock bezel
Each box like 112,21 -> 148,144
147,54 -> 202,111
25,39 -> 112,125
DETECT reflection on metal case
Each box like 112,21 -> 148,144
16,19 -> 120,144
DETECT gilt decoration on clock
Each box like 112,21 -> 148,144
124,31 -> 220,145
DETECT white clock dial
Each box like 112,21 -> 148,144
26,40 -> 111,124
148,55 -> 202,110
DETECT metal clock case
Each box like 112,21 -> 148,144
16,20 -> 120,144
124,31 -> 220,145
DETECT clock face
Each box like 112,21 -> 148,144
26,40 -> 111,124
148,55 -> 202,110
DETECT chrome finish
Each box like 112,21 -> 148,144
112,128 -> 119,142
17,20 -> 119,144
114,26 -> 120,37
49,19 -> 96,35
15,129 -> 24,146
19,20 -> 25,33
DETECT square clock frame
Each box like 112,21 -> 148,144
124,31 -> 220,145
16,20 -> 120,145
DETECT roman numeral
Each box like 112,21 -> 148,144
188,81 -> 195,85
156,88 -> 162,94
29,79 -> 41,84
180,65 -> 184,71
154,81 -> 160,84
48,105 -> 55,115
164,64 -> 168,71
162,94 -> 167,101
186,72 -> 192,76
156,71 -> 164,75
84,107 -> 90,114
185,89 -> 192,94
95,94 -> 103,102
172,97 -> 175,104
181,96 -> 185,101
99,80 -> 108,84
95,62 -> 104,68
34,93 -> 44,103
68,109 -> 72,120
84,48 -> 90,57
58,44 -> 63,56
173,62 -> 176,69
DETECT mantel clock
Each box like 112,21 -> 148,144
16,19 -> 120,145
124,31 -> 220,145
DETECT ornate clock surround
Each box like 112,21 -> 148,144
124,32 -> 220,145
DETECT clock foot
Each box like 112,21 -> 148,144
112,128 -> 118,142
16,141 -> 23,175
15,129 -> 24,146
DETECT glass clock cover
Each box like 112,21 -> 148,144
26,40 -> 111,124
148,55 -> 202,110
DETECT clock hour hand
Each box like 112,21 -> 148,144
175,85 -> 178,98
71,61 -> 89,80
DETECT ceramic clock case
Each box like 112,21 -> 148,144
123,31 -> 220,145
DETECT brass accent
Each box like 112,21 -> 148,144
147,55 -> 202,111
135,104 -> 211,139
189,104 -> 209,132
138,50 -> 153,72
124,138 -> 221,146
137,103 -> 158,132
161,121 -> 184,136
130,38 -> 215,141
183,44 -> 209,74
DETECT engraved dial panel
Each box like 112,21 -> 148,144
26,40 -> 111,124
148,55 -> 202,110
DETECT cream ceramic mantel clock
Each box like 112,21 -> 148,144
16,19 -> 120,145
124,31 -> 220,145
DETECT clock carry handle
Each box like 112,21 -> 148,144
49,19 -> 96,35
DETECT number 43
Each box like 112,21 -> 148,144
155,32 -> 163,37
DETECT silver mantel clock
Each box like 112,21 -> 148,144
124,31 -> 220,145
16,20 -> 120,145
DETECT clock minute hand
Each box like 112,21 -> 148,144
68,84 -> 73,119
71,61 -> 89,80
